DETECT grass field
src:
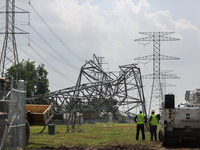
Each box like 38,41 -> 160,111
26,122 -> 163,149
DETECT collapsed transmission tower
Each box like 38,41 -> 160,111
134,32 -> 179,116
0,0 -> 28,78
28,54 -> 147,131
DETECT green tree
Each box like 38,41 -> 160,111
5,59 -> 49,97
116,111 -> 126,123
35,64 -> 49,95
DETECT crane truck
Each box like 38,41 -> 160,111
159,90 -> 200,146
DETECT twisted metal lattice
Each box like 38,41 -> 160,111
28,55 -> 146,130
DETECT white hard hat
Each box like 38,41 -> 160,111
139,109 -> 142,112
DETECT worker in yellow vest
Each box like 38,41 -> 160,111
148,110 -> 160,141
134,110 -> 147,140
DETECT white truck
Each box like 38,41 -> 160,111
159,90 -> 200,146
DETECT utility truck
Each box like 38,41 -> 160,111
159,90 -> 200,146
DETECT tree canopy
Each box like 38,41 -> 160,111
5,59 -> 49,97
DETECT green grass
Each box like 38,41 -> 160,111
26,123 -> 161,149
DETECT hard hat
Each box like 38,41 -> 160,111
139,109 -> 142,112
152,110 -> 155,113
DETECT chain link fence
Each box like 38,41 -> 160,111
0,80 -> 26,150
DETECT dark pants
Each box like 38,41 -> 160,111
150,125 -> 157,140
136,124 -> 145,140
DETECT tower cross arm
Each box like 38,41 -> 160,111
142,74 -> 180,79
162,74 -> 180,79
134,55 -> 180,60
134,55 -> 153,60
160,55 -> 180,60
159,36 -> 180,41
134,36 -> 179,41
138,32 -> 175,36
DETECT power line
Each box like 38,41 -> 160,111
17,0 -> 30,4
18,46 -> 75,85
0,2 -> 77,84
49,81 -> 64,89
34,0 -> 94,55
0,6 -> 79,74
24,34 -> 79,71
29,45 -> 75,84
29,2 -> 85,63
29,24 -> 79,71
0,5 -> 6,10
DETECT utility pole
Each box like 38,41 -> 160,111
134,32 -> 179,116
0,0 -> 28,79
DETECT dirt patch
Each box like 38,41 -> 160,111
27,143 -> 163,150
96,144 -> 162,150
26,141 -> 200,150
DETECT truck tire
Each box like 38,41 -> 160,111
26,121 -> 30,145
158,130 -> 163,142
162,140 -> 169,147
169,140 -> 179,147
0,119 -> 6,142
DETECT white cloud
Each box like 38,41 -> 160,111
1,0 -> 200,106
35,0 -> 200,102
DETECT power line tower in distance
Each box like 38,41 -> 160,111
134,32 -> 179,116
0,0 -> 29,79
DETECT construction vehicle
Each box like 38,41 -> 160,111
0,78 -> 53,145
159,91 -> 200,146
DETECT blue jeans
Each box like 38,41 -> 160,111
150,125 -> 157,140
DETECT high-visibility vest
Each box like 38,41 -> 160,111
150,114 -> 157,126
137,113 -> 144,124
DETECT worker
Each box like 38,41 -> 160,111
149,110 -> 159,141
134,109 -> 147,140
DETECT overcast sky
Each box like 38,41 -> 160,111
0,0 -> 200,110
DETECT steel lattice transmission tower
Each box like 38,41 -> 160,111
134,32 -> 179,115
160,70 -> 179,96
142,70 -> 180,110
0,0 -> 28,78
